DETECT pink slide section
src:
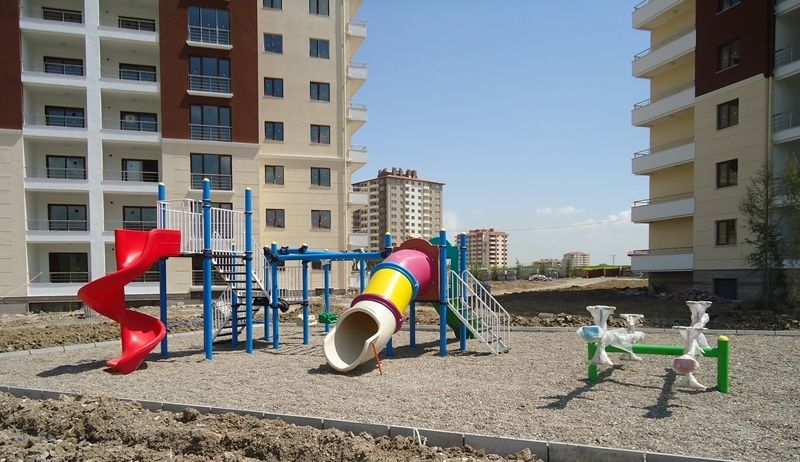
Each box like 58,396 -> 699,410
78,229 -> 181,374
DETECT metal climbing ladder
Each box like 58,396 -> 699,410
446,270 -> 511,354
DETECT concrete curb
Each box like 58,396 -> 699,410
0,385 -> 735,462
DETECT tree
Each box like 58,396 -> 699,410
514,259 -> 523,279
564,260 -> 573,278
780,158 -> 800,305
739,163 -> 785,307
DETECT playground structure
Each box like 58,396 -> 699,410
577,302 -> 730,393
78,179 -> 512,373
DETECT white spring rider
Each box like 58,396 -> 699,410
576,305 -> 645,367
671,301 -> 712,390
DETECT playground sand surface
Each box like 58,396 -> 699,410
0,328 -> 797,462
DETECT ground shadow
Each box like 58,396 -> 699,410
643,368 -> 688,419
36,359 -> 110,377
538,365 -> 623,410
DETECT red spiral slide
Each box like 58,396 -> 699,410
78,229 -> 181,374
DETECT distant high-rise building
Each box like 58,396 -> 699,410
562,251 -> 590,269
352,168 -> 444,249
467,229 -> 509,268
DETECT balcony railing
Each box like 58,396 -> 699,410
633,81 -> 694,109
99,15 -> 157,32
23,61 -> 84,76
190,124 -> 232,142
187,26 -> 230,45
633,0 -> 652,9
633,137 -> 694,158
101,66 -> 158,82
132,270 -> 160,283
633,26 -> 695,60
628,247 -> 693,257
25,166 -> 87,180
775,44 -> 800,68
190,173 -> 232,190
22,7 -> 83,24
773,110 -> 800,132
103,169 -> 159,182
26,114 -> 86,128
106,220 -> 157,231
105,118 -> 159,132
632,192 -> 693,207
189,75 -> 232,93
192,269 -> 226,286
48,271 -> 89,283
27,219 -> 88,231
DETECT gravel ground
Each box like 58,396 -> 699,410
0,328 -> 798,461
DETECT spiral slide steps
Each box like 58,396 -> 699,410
77,229 -> 181,374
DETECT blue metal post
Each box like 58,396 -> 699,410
323,261 -> 331,333
202,179 -> 213,360
359,260 -> 366,292
245,188 -> 254,354
302,259 -> 309,345
231,289 -> 239,347
271,242 -> 280,349
264,250 -> 270,343
459,233 -> 468,352
158,183 -> 168,358
438,229 -> 447,357
409,301 -> 416,347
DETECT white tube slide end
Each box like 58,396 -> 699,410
323,300 -> 397,372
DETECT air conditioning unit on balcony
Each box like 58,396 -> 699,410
124,114 -> 137,122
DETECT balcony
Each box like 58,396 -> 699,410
101,118 -> 160,144
190,173 -> 232,191
187,26 -> 232,50
23,114 -> 87,140
632,26 -> 695,78
346,19 -> 367,60
776,0 -> 800,16
20,7 -> 85,36
347,61 -> 367,98
24,166 -> 89,191
632,0 -> 691,30
632,82 -> 694,126
631,193 -> 694,223
349,186 -> 369,209
102,169 -> 160,194
347,104 -> 367,134
26,219 -> 90,243
98,15 -> 158,43
99,66 -> 159,94
631,138 -> 695,175
21,61 -> 86,89
187,75 -> 233,98
190,124 -> 232,143
348,145 -> 368,165
105,220 -> 157,233
775,44 -> 800,80
629,248 -> 694,272
773,110 -> 800,144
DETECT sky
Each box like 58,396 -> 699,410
351,1 -> 651,266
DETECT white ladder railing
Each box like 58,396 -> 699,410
447,270 -> 511,354
211,286 -> 233,340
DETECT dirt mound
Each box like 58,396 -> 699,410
0,393 -> 542,461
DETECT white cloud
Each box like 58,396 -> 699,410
535,207 -> 553,215
558,205 -> 582,215
443,211 -> 459,231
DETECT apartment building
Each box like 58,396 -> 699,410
466,229 -> 509,269
561,251 -> 590,269
0,0 -> 367,313
352,168 -> 444,249
628,0 -> 790,300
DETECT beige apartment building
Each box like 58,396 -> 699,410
629,0 -> 794,300
0,0 -> 367,313
466,228 -> 509,269
562,251 -> 590,269
352,168 -> 444,249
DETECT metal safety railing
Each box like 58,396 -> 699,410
25,166 -> 87,180
447,270 -> 511,354
775,44 -> 800,68
101,66 -> 158,82
190,124 -> 232,142
633,25 -> 695,61
187,25 -> 230,45
27,219 -> 88,232
157,199 -> 203,254
211,286 -> 233,340
22,61 -> 84,76
773,110 -> 800,132
632,192 -> 694,207
633,81 -> 695,109
99,15 -> 157,32
102,169 -> 159,182
189,74 -> 232,93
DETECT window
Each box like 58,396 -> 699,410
45,106 -> 85,128
713,278 -> 737,299
118,16 -> 156,32
41,7 -> 82,23
188,7 -> 230,45
718,0 -> 741,12
716,159 -> 738,188
264,33 -> 283,54
46,155 -> 86,179
311,210 -> 331,229
718,39 -> 740,71
717,99 -> 739,129
264,0 -> 282,10
43,57 -> 83,76
265,165 -> 284,185
310,82 -> 330,101
715,219 -> 737,246
309,39 -> 330,59
119,63 -> 157,82
122,159 -> 158,182
266,208 -> 286,228
48,253 -> 88,283
311,167 -> 331,186
265,121 -> 284,141
123,206 -> 157,230
190,153 -> 232,190
189,56 -> 231,93
309,0 -> 329,16
190,105 -> 232,141
264,77 -> 283,97
48,204 -> 87,231
310,124 -> 331,144
120,111 -> 158,132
